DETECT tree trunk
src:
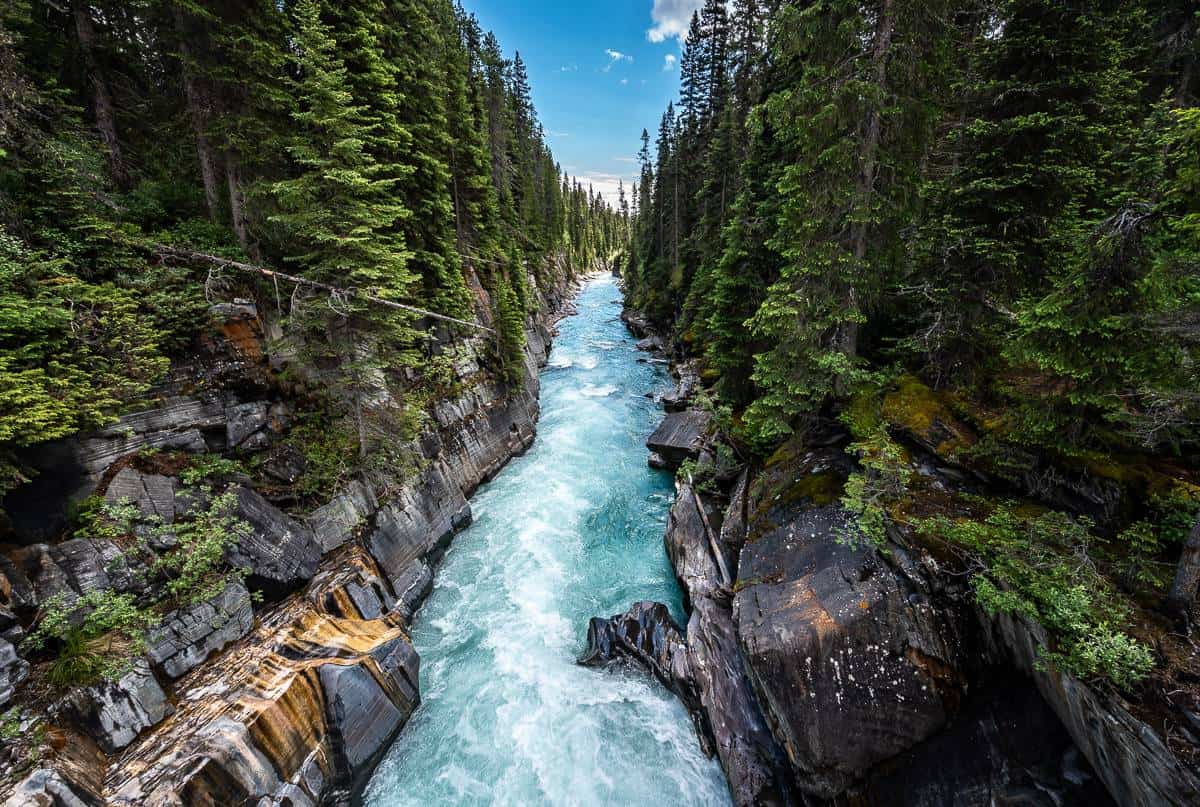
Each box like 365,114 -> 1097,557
173,5 -> 222,221
74,3 -> 130,188
838,0 -> 896,373
1166,517 -> 1200,627
224,151 -> 255,258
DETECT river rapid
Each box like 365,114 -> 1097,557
363,275 -> 730,806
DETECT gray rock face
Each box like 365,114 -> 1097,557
11,544 -> 75,605
147,578 -> 254,679
636,335 -> 664,352
61,659 -> 174,753
988,609 -> 1200,807
225,401 -> 269,450
662,486 -> 796,807
366,464 -> 470,586
319,632 -> 419,796
105,468 -> 178,523
0,555 -> 36,612
3,767 -> 95,807
75,396 -> 225,479
646,410 -> 711,470
579,601 -> 698,710
389,560 -> 433,622
226,485 -> 322,594
308,480 -> 378,553
662,363 -> 701,413
0,638 -> 29,706
50,538 -> 137,596
733,503 -> 967,798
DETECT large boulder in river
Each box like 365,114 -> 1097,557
732,501 -> 968,798
578,601 -> 704,741
226,485 -> 322,595
646,409 -> 711,470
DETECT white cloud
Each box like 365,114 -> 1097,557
620,78 -> 629,85
647,0 -> 704,43
572,170 -> 637,206
614,156 -> 637,163
663,54 -> 677,70
602,48 -> 633,72
560,64 -> 578,72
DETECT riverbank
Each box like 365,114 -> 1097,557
0,265 -> 583,805
593,302 -> 1200,806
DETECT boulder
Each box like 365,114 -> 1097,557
647,451 -> 669,470
263,444 -> 308,485
662,363 -> 701,413
646,409 -> 711,470
11,545 -> 75,605
733,503 -> 966,798
3,767 -> 96,807
0,555 -> 37,612
226,486 -> 322,595
105,468 -> 177,523
0,638 -> 29,706
61,659 -> 173,754
146,578 -> 254,679
50,538 -> 137,596
663,487 -> 796,806
636,335 -> 664,352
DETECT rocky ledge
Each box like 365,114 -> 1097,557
0,270 -> 583,805
585,309 -> 1199,807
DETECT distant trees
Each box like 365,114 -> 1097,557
0,0 -> 621,492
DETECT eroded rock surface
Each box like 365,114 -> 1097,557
146,578 -> 254,679
646,409 -> 711,471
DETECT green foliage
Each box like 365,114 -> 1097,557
150,488 -> 252,605
838,390 -> 912,549
918,505 -> 1155,690
179,455 -> 243,487
22,590 -> 156,686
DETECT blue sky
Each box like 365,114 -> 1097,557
462,0 -> 705,205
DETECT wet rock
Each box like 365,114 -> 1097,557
636,335 -> 664,352
61,659 -> 173,753
647,451 -> 669,470
3,767 -> 97,807
309,480 -> 377,553
308,550 -> 396,621
646,409 -> 711,470
319,632 -> 419,795
664,487 -> 795,806
226,486 -> 322,595
366,466 -> 470,586
147,578 -> 254,679
389,560 -> 432,622
0,638 -> 29,706
579,601 -> 699,714
733,503 -> 965,798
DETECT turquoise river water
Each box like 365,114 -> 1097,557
363,275 -> 730,806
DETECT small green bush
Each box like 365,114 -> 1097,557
919,505 -> 1155,689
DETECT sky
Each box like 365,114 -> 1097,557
462,0 -> 705,206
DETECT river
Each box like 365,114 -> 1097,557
363,275 -> 730,806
